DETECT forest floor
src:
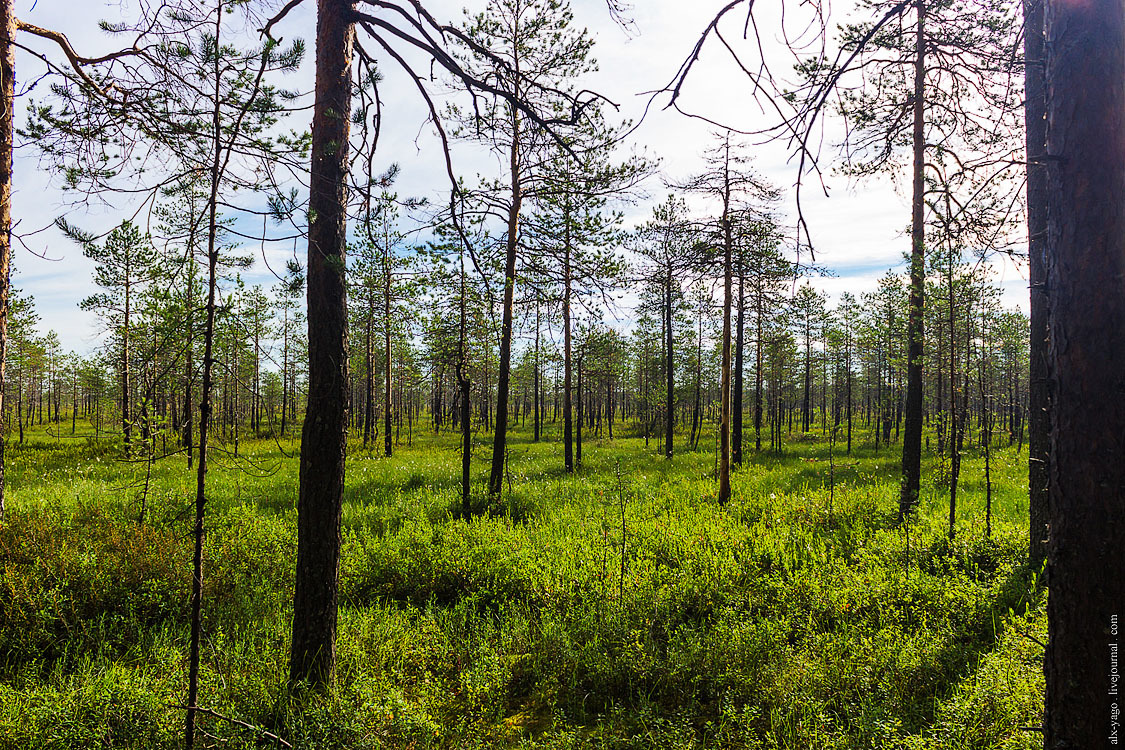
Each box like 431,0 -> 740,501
0,419 -> 1045,749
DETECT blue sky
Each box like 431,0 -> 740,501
10,0 -> 1029,354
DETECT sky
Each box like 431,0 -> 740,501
10,0 -> 1030,354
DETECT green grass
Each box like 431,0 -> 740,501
0,418 -> 1044,748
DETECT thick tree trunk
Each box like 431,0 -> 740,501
289,0 -> 352,689
899,0 -> 925,518
1043,0 -> 1125,743
1024,0 -> 1049,571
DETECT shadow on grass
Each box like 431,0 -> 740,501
888,561 -> 1041,737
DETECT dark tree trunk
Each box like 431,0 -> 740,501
289,0 -> 352,688
458,248 -> 471,515
576,354 -> 583,468
122,277 -> 132,456
364,303 -> 374,446
801,316 -> 812,434
489,108 -> 521,498
533,301 -> 540,442
563,245 -> 574,472
1043,0 -> 1125,743
718,185 -> 732,504
280,307 -> 289,438
665,268 -> 674,458
733,262 -> 744,466
900,0 -> 925,518
1025,0 -> 1049,571
755,289 -> 763,452
186,9 -> 226,743
383,245 -> 392,458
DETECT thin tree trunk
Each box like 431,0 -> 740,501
489,105 -> 521,498
458,239 -> 471,515
0,0 -> 13,523
576,354 -> 583,467
563,245 -> 574,472
533,300 -> 540,442
718,149 -> 733,505
948,256 -> 961,540
665,268 -> 674,458
364,300 -> 373,446
186,8 -> 225,744
383,235 -> 392,458
899,0 -> 926,518
733,259 -> 744,467
755,287 -> 763,453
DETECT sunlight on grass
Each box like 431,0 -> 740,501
0,420 -> 1044,748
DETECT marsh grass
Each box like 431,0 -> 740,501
0,421 -> 1043,748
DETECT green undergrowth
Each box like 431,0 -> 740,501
0,421 -> 1044,748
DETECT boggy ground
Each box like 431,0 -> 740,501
0,419 -> 1044,748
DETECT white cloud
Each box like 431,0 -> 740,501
9,0 -> 1027,354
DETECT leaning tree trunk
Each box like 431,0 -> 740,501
289,0 -> 352,689
1024,0 -> 1049,572
1043,0 -> 1125,744
899,0 -> 925,519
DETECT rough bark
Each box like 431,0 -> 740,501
1024,0 -> 1049,572
489,105 -> 521,498
1043,0 -> 1125,743
899,0 -> 925,518
289,0 -> 352,688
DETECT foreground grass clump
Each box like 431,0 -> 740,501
0,422 -> 1044,748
